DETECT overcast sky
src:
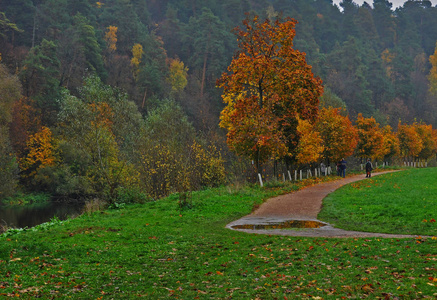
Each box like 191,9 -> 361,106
332,0 -> 437,9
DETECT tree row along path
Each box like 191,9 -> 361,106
227,170 -> 428,238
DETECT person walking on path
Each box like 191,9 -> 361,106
340,158 -> 347,178
365,158 -> 373,178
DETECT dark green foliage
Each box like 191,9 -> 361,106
19,39 -> 61,125
0,128 -> 19,200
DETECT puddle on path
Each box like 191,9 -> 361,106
231,220 -> 327,230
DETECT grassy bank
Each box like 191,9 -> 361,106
1,169 -> 436,299
0,193 -> 51,206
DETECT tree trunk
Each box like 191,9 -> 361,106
200,32 -> 211,98
141,88 -> 147,110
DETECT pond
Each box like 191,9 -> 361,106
0,201 -> 84,229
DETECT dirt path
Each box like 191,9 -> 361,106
227,171 -> 427,238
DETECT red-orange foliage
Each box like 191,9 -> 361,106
218,15 -> 323,170
316,107 -> 358,163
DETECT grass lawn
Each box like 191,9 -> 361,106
1,169 -> 437,299
319,168 -> 437,236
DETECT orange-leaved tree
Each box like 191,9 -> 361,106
397,121 -> 423,160
218,14 -> 323,173
316,107 -> 358,164
414,122 -> 436,161
381,125 -> 400,161
355,113 -> 385,161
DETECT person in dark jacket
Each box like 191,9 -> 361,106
340,158 -> 347,178
365,158 -> 373,178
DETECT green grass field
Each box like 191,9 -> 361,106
1,169 -> 437,299
319,168 -> 437,236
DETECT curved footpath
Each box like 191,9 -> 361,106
227,171 -> 428,238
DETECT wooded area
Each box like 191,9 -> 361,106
1,0 -> 437,202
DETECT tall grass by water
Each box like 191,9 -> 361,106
0,168 -> 436,299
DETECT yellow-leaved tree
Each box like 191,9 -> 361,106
131,43 -> 143,79
381,125 -> 400,162
296,117 -> 324,165
104,26 -> 118,52
20,126 -> 56,178
167,58 -> 188,96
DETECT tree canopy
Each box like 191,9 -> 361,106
218,15 -> 323,171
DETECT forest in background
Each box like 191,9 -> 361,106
1,0 -> 437,202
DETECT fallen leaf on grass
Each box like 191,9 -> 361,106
9,258 -> 21,262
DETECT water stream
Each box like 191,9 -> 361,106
0,201 -> 84,229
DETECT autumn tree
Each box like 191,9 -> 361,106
218,14 -> 323,173
19,126 -> 56,178
355,113 -> 385,160
167,58 -> 188,96
296,117 -> 324,166
397,121 -> 423,160
104,25 -> 118,52
415,122 -> 436,161
316,107 -> 358,164
380,125 -> 400,162
135,100 -> 225,199
131,43 -> 143,80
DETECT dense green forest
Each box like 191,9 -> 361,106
1,0 -> 437,201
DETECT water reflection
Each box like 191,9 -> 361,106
231,220 -> 327,230
0,201 -> 84,229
